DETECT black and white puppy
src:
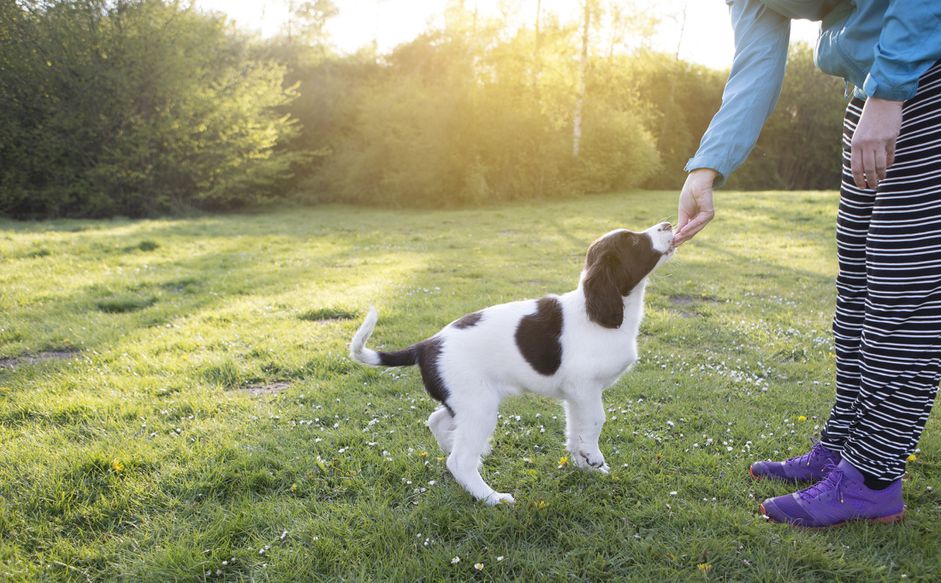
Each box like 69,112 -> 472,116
350,223 -> 675,505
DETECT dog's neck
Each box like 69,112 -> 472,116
571,275 -> 648,331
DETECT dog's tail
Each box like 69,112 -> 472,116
350,306 -> 418,367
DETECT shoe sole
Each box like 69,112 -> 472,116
748,465 -> 806,483
748,466 -> 826,484
759,503 -> 906,528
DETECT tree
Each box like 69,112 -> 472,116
572,0 -> 593,157
728,43 -> 845,190
283,0 -> 338,46
0,0 -> 300,217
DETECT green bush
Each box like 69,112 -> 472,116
0,3 -> 846,218
0,0 -> 300,218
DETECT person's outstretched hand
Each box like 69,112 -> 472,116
674,168 -> 717,246
851,97 -> 902,190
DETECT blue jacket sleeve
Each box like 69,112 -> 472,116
685,0 -> 790,184
863,1 -> 941,101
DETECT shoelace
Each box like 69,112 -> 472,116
797,465 -> 844,503
792,441 -> 829,467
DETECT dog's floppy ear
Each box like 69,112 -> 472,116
583,239 -> 624,329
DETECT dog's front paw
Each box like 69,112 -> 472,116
484,492 -> 515,507
573,449 -> 608,473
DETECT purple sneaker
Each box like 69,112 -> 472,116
749,441 -> 841,483
759,459 -> 905,528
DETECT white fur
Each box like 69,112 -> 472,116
351,223 -> 675,505
350,306 -> 380,365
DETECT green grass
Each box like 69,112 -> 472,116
0,191 -> 938,582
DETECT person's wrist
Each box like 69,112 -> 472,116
689,168 -> 718,186
868,97 -> 903,108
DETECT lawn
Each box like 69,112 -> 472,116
1,191 -> 938,582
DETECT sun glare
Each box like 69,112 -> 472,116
196,0 -> 819,70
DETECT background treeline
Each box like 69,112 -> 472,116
0,0 -> 847,218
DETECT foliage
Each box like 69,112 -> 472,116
0,1 -> 850,218
1,193 -> 939,580
621,51 -> 728,189
728,44 -> 847,191
273,21 -> 844,205
0,0 -> 300,218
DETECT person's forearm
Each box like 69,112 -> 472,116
685,0 -> 790,184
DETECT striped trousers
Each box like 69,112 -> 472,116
820,62 -> 941,483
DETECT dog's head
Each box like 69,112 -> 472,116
581,222 -> 674,329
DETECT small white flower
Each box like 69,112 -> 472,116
669,491 -> 677,496
451,556 -> 461,564
474,563 -> 484,571
497,556 -> 504,561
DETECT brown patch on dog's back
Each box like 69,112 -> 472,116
514,297 -> 564,375
451,311 -> 483,329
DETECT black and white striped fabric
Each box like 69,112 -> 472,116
820,61 -> 941,483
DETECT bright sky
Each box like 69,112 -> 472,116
195,0 -> 819,70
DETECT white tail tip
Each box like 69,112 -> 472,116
350,305 -> 381,366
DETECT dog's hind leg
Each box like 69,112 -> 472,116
427,407 -> 455,454
446,395 -> 513,506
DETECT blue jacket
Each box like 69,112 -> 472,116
685,0 -> 941,183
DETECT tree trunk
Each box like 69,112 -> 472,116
532,0 -> 541,97
572,0 -> 590,158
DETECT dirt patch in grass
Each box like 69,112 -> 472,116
122,240 -> 160,252
96,295 -> 157,313
27,247 -> 52,258
669,294 -> 696,306
668,294 -> 720,318
242,381 -> 292,396
299,307 -> 358,322
0,349 -> 78,370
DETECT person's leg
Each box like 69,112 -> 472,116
839,62 -> 941,485
762,62 -> 941,526
818,97 -> 876,452
750,96 -> 867,482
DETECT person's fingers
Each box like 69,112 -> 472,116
677,206 -> 690,232
886,141 -> 896,172
863,147 -> 877,189
851,144 -> 865,189
875,146 -> 887,184
673,227 -> 699,247
674,212 -> 713,245
673,230 -> 692,246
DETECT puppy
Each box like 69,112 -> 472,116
350,223 -> 675,505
